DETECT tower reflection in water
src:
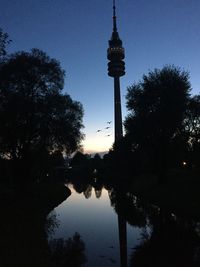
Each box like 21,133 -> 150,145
107,0 -> 127,264
118,199 -> 127,267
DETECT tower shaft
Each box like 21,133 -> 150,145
114,76 -> 123,141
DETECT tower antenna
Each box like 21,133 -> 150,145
113,0 -> 117,32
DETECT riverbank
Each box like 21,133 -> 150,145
0,181 -> 71,231
0,181 -> 71,200
0,182 -> 71,267
130,168 -> 200,219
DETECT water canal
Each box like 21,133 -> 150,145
47,182 -> 200,267
2,178 -> 200,266
48,184 -> 142,266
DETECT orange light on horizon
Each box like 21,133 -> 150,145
82,135 -> 113,154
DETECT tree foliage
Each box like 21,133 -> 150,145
0,28 -> 10,61
0,49 -> 84,161
184,95 -> 200,145
124,65 -> 191,172
183,95 -> 200,165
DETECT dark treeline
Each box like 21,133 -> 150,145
0,28 -> 84,187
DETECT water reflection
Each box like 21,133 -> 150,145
109,186 -> 200,267
2,177 -> 200,266
51,184 -> 122,266
130,210 -> 200,267
49,232 -> 87,267
63,176 -> 200,267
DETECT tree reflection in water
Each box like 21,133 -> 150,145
68,170 -> 104,200
46,211 -> 60,237
94,187 -> 103,199
67,166 -> 200,267
49,232 -> 87,267
83,185 -> 92,199
108,187 -> 200,267
130,210 -> 200,267
109,189 -> 147,228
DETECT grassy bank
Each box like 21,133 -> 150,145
131,168 -> 200,219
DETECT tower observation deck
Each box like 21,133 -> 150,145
107,0 -> 125,142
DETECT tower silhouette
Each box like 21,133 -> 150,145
107,0 -> 125,142
107,2 -> 127,266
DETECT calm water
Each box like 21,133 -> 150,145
48,184 -> 143,267
2,180 -> 200,266
47,183 -> 200,267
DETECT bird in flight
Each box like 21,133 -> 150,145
107,121 -> 112,124
105,126 -> 110,129
96,129 -> 102,132
105,134 -> 111,137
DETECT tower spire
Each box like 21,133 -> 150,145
113,0 -> 117,32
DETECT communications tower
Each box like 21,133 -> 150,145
107,0 -> 125,142
107,2 -> 127,266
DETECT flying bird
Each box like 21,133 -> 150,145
105,126 -> 110,129
107,121 -> 112,124
96,129 -> 102,132
105,134 -> 111,137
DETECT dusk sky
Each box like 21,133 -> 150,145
1,0 -> 200,154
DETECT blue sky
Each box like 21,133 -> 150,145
1,0 -> 200,153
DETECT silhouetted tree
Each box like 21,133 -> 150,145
92,153 -> 103,170
0,49 -> 84,169
50,150 -> 65,167
68,152 -> 94,185
0,28 -> 10,61
183,95 -> 200,167
124,65 -> 191,178
70,152 -> 90,167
